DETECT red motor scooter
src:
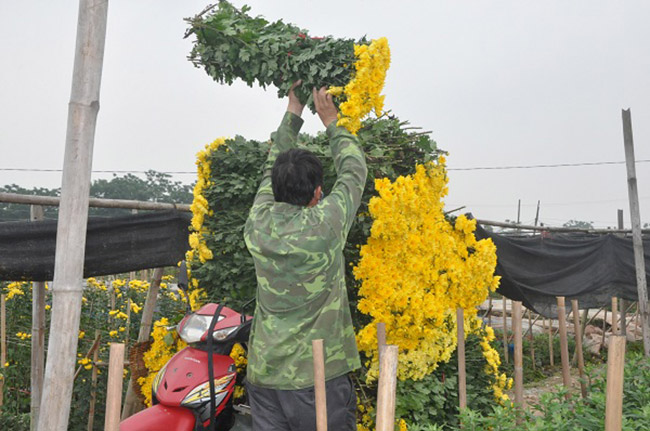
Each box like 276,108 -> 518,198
121,264 -> 253,431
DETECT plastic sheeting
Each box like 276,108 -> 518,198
0,211 -> 191,281
476,225 -> 650,317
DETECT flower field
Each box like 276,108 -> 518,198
0,275 -> 189,429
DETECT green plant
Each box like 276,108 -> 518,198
460,352 -> 650,431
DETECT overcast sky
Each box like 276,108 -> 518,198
1,1 -> 649,228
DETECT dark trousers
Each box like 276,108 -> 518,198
246,374 -> 356,431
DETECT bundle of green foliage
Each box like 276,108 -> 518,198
186,115 -> 438,313
186,1 -> 358,106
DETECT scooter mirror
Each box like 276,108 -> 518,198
177,261 -> 192,314
178,261 -> 189,289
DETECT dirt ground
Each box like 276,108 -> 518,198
508,365 -> 604,412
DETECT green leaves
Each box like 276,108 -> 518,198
187,115 -> 439,313
186,1 -> 357,110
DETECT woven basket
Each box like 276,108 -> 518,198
128,340 -> 152,403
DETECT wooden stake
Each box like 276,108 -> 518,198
612,297 -> 618,335
0,294 -> 6,409
376,345 -> 398,431
312,339 -> 327,431
622,109 -> 650,357
604,335 -> 626,431
601,308 -> 608,351
513,301 -> 524,416
87,330 -> 100,431
557,297 -> 571,395
73,332 -> 101,381
104,343 -> 125,431
503,296 -> 509,364
377,322 -> 386,366
571,300 -> 587,398
528,308 -> 536,370
30,205 -> 46,431
548,317 -> 554,367
621,299 -> 627,337
488,297 -> 492,328
122,267 -> 164,419
456,309 -> 467,410
37,2 -> 109,429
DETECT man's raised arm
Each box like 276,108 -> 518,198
251,81 -> 305,207
313,87 -> 368,236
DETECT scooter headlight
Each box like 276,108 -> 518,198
152,363 -> 168,396
181,373 -> 235,407
212,326 -> 238,341
178,314 -> 223,343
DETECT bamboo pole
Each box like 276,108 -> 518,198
513,301 -> 524,415
0,192 -> 191,212
377,322 -> 386,366
30,205 -> 46,431
104,343 -> 125,431
122,267 -> 164,419
0,294 -> 6,409
456,309 -> 467,410
376,345 -> 398,431
604,335 -> 626,431
37,2 -> 109,430
548,317 -> 554,367
528,308 -> 536,370
86,330 -> 100,431
488,297 -> 492,327
622,109 -> 650,357
503,296 -> 509,364
312,339 -> 327,431
612,297 -> 619,335
601,308 -> 608,351
571,300 -> 587,398
557,297 -> 571,395
621,299 -> 627,337
73,332 -> 101,381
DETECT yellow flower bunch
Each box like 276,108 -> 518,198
138,317 -> 188,406
188,137 -> 228,264
478,321 -> 512,402
130,302 -> 143,314
128,279 -> 150,293
78,357 -> 93,370
354,158 -> 501,381
5,281 -> 27,300
86,277 -> 107,290
329,37 -> 391,135
16,331 -> 32,341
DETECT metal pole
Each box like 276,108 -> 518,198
622,109 -> 650,356
37,1 -> 109,430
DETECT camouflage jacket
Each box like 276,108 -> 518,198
244,111 -> 367,389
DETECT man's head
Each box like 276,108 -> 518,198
272,148 -> 323,207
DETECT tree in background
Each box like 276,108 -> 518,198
563,219 -> 595,230
0,170 -> 193,221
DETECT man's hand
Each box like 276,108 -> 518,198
313,87 -> 338,128
287,80 -> 305,117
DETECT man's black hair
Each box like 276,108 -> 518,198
272,148 -> 323,206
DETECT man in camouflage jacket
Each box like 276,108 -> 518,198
244,83 -> 367,431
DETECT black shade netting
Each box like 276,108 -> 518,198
0,210 -> 191,281
476,225 -> 650,317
